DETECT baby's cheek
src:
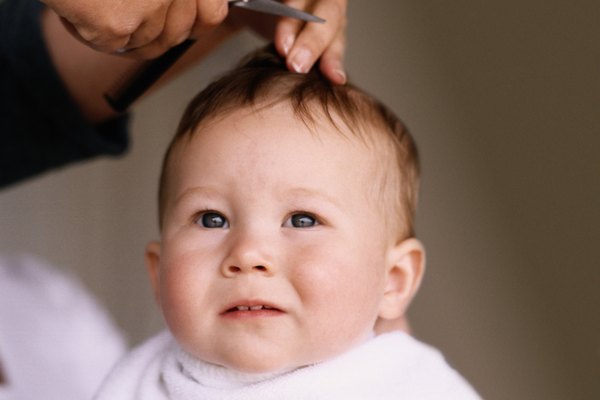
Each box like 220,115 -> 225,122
160,269 -> 198,326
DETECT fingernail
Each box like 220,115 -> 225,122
282,35 -> 294,56
290,47 -> 312,74
175,30 -> 192,45
335,68 -> 347,84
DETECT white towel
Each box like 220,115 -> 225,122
96,330 -> 480,399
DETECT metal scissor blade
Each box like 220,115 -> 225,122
229,0 -> 325,23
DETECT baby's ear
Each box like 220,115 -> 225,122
145,241 -> 162,306
378,238 -> 425,320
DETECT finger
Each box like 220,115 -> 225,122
61,16 -> 131,53
285,0 -> 347,76
190,0 -> 229,37
273,0 -> 308,57
124,0 -> 197,59
124,3 -> 170,49
318,18 -> 346,84
64,2 -> 154,54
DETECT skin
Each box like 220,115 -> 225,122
41,0 -> 230,56
146,103 -> 424,373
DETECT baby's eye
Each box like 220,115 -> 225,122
196,211 -> 229,228
286,213 -> 318,228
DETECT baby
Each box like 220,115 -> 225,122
95,46 -> 480,399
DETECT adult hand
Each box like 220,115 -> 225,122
228,0 -> 348,84
277,0 -> 347,84
41,0 -> 229,59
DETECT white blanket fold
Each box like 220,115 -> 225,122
95,330 -> 480,400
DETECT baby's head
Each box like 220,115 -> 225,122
145,46 -> 425,374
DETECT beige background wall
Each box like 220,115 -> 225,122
1,1 -> 598,398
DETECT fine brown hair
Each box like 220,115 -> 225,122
158,45 -> 419,238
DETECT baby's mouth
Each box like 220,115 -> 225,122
221,302 -> 284,316
228,305 -> 278,312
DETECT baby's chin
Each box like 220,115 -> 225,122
217,354 -> 302,375
211,334 -> 374,374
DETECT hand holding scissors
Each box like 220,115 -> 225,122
105,0 -> 333,111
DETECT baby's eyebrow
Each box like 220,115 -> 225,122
173,186 -> 221,207
282,188 -> 343,209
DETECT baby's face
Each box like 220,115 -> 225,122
149,103 -> 399,373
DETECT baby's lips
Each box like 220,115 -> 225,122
221,299 -> 284,314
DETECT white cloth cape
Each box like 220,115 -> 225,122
95,329 -> 480,399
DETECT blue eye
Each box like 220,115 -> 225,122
197,212 -> 228,228
289,213 -> 317,228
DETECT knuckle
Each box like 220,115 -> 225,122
319,0 -> 346,28
77,27 -> 101,43
198,1 -> 228,27
155,34 -> 173,48
103,18 -> 137,38
306,33 -> 328,53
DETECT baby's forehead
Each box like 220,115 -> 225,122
174,103 -> 396,197
183,102 -> 375,156
190,99 -> 389,150
173,105 -> 384,183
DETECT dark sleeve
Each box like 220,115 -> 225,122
0,0 -> 130,189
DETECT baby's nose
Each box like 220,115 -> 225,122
220,231 -> 277,277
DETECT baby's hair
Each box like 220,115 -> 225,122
158,45 -> 419,238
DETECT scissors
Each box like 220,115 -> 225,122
105,0 -> 325,112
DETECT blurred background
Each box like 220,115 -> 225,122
1,1 -> 598,398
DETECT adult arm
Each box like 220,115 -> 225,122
0,0 -> 237,188
42,6 -> 238,123
0,0 -> 132,187
0,0 -> 347,188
